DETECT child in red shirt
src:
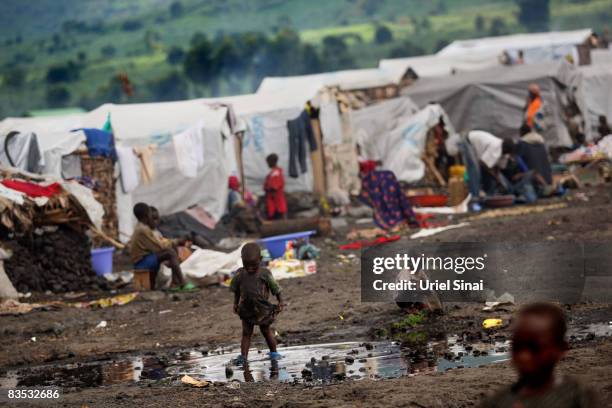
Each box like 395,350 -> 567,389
264,154 -> 288,220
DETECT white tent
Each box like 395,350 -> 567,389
201,89 -> 323,196
82,100 -> 236,242
257,67 -> 400,94
570,63 -> 612,141
352,99 -> 454,183
438,29 -> 591,65
379,53 -> 502,80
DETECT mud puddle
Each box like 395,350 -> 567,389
0,337 -> 516,389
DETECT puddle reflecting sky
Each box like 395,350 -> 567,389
0,338 -> 516,388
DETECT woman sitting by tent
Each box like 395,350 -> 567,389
358,160 -> 417,230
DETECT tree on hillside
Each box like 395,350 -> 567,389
516,0 -> 549,32
46,86 -> 71,107
46,61 -> 81,84
389,41 -> 425,58
3,67 -> 26,89
167,46 -> 185,65
474,15 -> 485,32
147,71 -> 188,101
101,45 -> 116,58
169,1 -> 184,18
321,35 -> 354,71
489,17 -> 508,36
183,36 -> 216,84
375,25 -> 393,44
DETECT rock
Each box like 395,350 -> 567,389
364,342 -> 374,351
345,356 -> 355,364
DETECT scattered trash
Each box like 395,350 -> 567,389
180,375 -> 210,388
30,337 -> 36,342
95,320 -> 107,329
469,203 -> 567,220
159,310 -> 172,315
410,223 -> 469,239
0,299 -> 46,315
339,235 -> 401,250
72,292 -> 138,309
483,293 -> 515,311
482,318 -> 503,329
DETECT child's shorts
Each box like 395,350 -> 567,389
134,253 -> 159,272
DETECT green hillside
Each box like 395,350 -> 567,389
0,0 -> 610,118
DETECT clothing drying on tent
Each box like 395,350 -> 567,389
287,110 -> 317,178
359,170 -> 417,230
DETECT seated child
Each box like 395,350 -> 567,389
230,242 -> 284,364
479,302 -> 598,408
263,153 -> 287,220
128,202 -> 194,291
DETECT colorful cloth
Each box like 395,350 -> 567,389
359,170 -> 416,230
134,253 -> 160,272
264,167 -> 287,219
339,235 -> 401,250
1,179 -> 62,198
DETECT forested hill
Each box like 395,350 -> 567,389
1,0 -> 610,117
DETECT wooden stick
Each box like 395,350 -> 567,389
90,227 -> 125,249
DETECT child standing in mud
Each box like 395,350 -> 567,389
479,302 -> 598,408
230,242 -> 284,364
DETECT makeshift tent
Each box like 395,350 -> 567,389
402,62 -> 575,147
257,68 -> 401,94
438,29 -> 591,65
201,90 -> 320,196
82,101 -> 236,242
380,53 -> 501,80
570,63 -> 612,141
352,101 -> 455,183
0,114 -> 87,178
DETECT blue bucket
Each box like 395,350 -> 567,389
258,230 -> 316,259
91,247 -> 115,276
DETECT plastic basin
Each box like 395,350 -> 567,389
91,247 -> 115,276
258,230 -> 316,259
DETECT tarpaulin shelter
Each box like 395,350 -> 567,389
257,67 -> 402,94
402,62 -> 575,147
352,99 -> 454,183
82,100 -> 237,242
380,29 -> 592,80
380,53 -> 502,80
202,88 -> 323,196
569,63 -> 612,141
438,29 -> 592,65
0,114 -> 87,178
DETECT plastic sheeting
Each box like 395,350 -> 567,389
570,64 -> 612,141
403,62 -> 574,147
61,180 -> 104,230
352,99 -> 451,183
438,29 -> 591,62
240,108 -> 313,195
257,68 -> 399,94
82,101 -> 236,242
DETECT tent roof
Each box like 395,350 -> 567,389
438,29 -> 592,57
379,53 -> 501,79
257,67 -> 401,95
402,62 -> 573,100
0,114 -> 85,136
83,100 -> 229,143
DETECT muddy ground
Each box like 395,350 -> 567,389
1,185 -> 611,407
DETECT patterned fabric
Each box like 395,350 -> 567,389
359,170 -> 416,230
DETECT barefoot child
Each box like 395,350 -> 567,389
230,242 -> 283,364
479,302 -> 598,408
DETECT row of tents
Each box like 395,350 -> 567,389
1,28 -> 611,242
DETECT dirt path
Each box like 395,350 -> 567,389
1,186 -> 612,407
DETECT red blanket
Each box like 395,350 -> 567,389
1,179 -> 62,198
